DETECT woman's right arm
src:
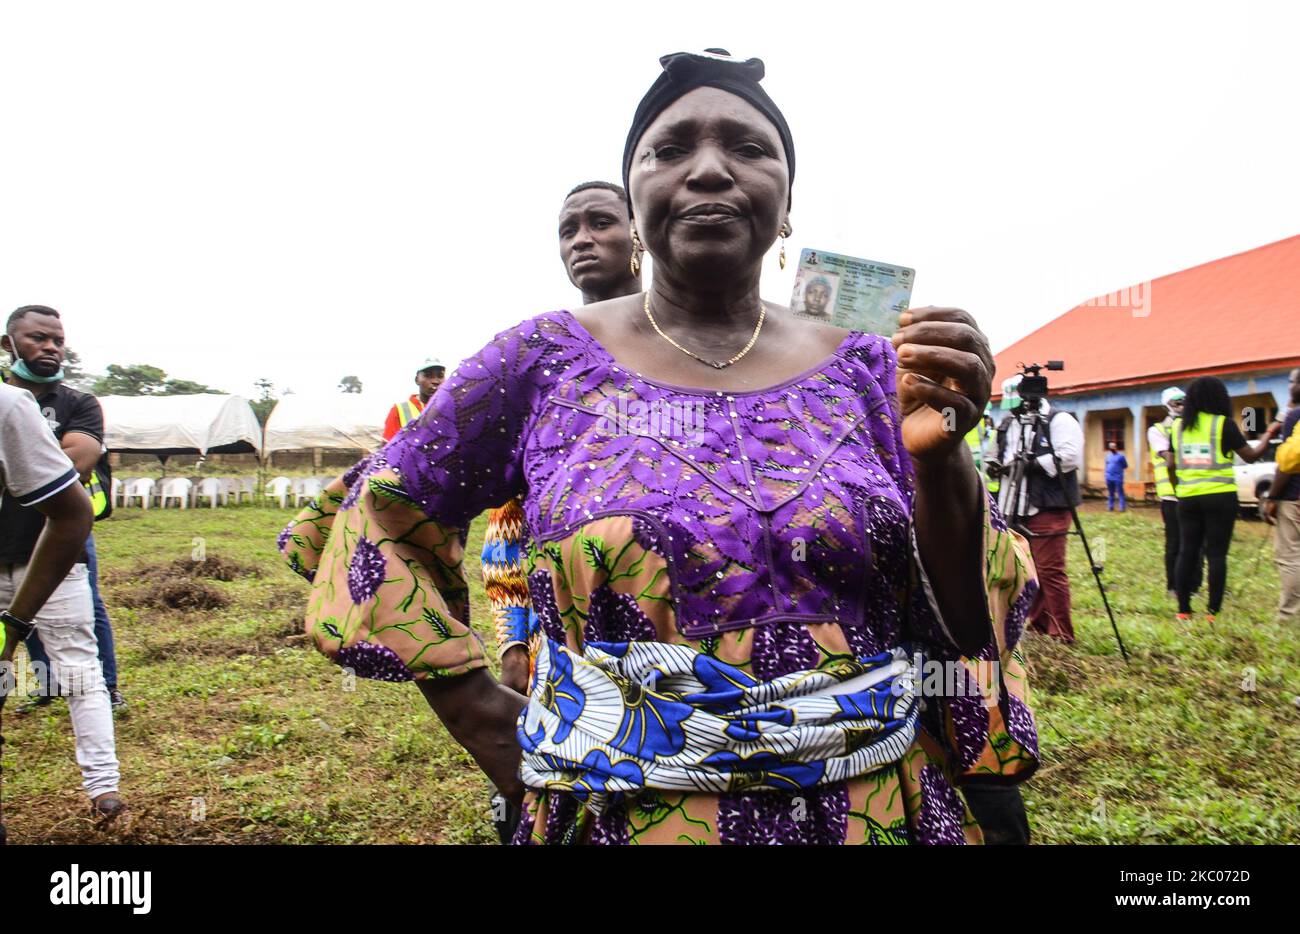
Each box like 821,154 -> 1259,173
278,319 -> 559,794
280,469 -> 529,799
418,673 -> 527,803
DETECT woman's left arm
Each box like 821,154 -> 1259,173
1235,419 -> 1281,463
892,307 -> 997,654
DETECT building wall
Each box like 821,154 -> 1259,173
1031,368 -> 1290,499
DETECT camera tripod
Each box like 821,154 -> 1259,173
998,404 -> 1130,663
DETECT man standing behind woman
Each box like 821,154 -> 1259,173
477,181 -> 642,842
483,180 -> 643,696
1170,376 -> 1279,623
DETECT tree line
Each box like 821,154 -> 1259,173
9,350 -> 365,426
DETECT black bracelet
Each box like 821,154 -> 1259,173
0,609 -> 36,640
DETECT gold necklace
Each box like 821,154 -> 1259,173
643,292 -> 766,370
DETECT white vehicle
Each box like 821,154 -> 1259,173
1235,439 -> 1281,517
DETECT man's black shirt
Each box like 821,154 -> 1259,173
0,381 -> 103,565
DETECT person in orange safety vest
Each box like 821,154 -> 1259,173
383,358 -> 445,441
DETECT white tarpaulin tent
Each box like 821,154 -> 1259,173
99,394 -> 263,457
263,393 -> 385,454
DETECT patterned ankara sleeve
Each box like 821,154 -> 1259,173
871,339 -> 1040,785
277,321 -> 553,681
278,466 -> 485,682
481,497 -> 536,652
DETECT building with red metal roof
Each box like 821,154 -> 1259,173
991,234 -> 1300,496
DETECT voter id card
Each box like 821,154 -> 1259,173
789,249 -> 915,336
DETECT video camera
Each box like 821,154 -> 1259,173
987,359 -> 1066,480
1015,360 -> 1064,411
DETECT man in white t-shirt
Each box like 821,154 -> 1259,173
1147,387 -> 1202,598
0,382 -> 124,838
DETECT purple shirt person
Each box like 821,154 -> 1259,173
277,50 -> 1042,845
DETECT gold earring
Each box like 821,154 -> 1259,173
778,221 -> 791,270
630,226 -> 643,277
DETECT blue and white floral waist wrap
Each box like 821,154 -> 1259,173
518,637 -> 919,802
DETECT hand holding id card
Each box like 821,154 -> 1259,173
789,249 -> 915,336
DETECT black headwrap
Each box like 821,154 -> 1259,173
621,49 -> 795,212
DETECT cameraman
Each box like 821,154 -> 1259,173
995,374 -> 1084,643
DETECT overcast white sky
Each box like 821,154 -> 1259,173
3,0 -> 1297,405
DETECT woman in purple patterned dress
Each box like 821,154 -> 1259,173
279,50 -> 1039,844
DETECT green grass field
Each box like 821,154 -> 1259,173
3,501 -> 1297,844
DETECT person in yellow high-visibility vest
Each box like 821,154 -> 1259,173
981,408 -> 998,494
963,425 -> 983,468
1170,376 -> 1280,623
1148,386 -> 1201,598
963,408 -> 997,493
383,359 -> 445,441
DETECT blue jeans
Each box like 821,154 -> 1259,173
1106,479 -> 1126,511
25,533 -> 117,691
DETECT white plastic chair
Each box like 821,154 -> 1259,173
193,477 -> 225,509
160,477 -> 193,508
266,476 -> 293,508
222,476 -> 256,504
216,477 -> 239,504
293,477 -> 324,507
110,477 -> 124,507
124,477 -> 156,509
115,477 -> 139,506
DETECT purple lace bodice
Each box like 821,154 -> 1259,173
386,309 -> 934,660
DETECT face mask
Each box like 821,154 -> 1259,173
10,356 -> 64,384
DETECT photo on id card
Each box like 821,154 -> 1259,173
789,249 -> 915,336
